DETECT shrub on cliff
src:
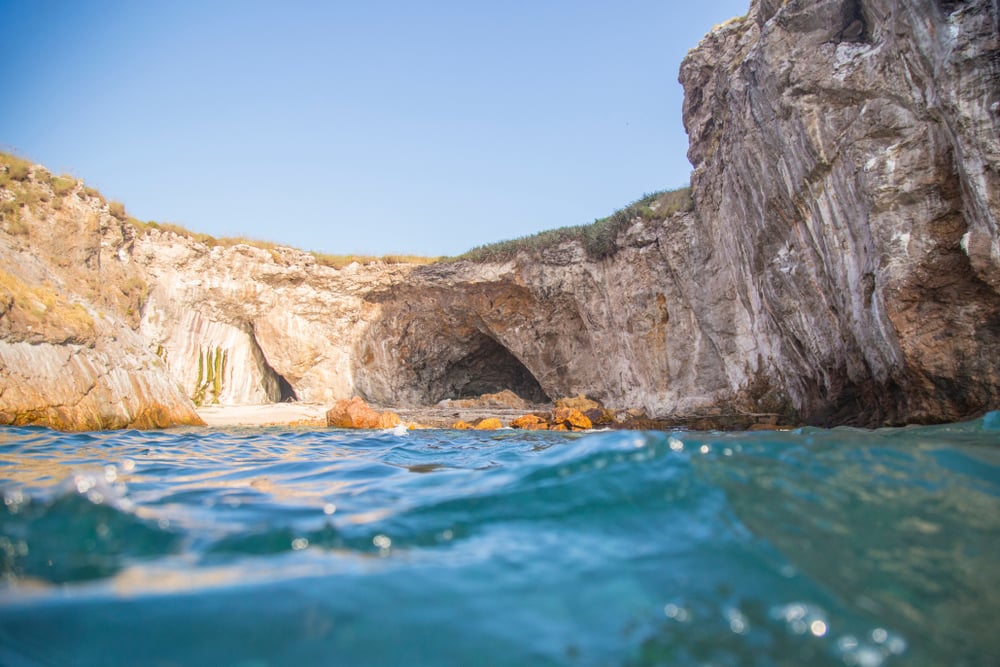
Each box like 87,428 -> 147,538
51,175 -> 77,196
108,201 -> 127,220
456,186 -> 693,263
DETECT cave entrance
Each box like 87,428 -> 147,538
260,356 -> 298,403
275,373 -> 298,403
436,333 -> 549,404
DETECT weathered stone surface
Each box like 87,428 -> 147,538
326,396 -> 399,429
677,0 -> 1000,424
552,407 -> 593,431
555,395 -> 601,412
135,234 -> 414,407
511,414 -> 548,430
0,172 -> 203,431
438,389 -> 532,410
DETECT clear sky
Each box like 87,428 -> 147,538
1,1 -> 748,257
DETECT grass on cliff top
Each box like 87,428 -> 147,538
454,186 -> 693,263
308,253 -> 441,269
0,153 -> 33,187
126,218 -> 441,267
1,152 -> 442,267
3,151 -> 689,267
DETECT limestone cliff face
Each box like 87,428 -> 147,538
359,0 -> 1000,426
0,171 -> 204,430
677,0 -> 1000,424
134,233 -> 413,407
355,216 -> 733,417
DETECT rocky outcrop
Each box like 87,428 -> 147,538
0,168 -> 203,430
354,0 -> 1000,426
134,233 -> 415,407
677,0 -> 1000,424
325,397 -> 400,429
2,0 -> 997,429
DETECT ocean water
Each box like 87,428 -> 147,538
1,415 -> 999,667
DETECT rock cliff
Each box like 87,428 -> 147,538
2,0 -> 998,429
0,166 -> 204,429
360,0 -> 1000,426
678,0 -> 1000,423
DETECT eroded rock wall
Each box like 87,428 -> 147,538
0,174 -> 203,430
678,0 -> 1000,423
356,211 -> 747,417
358,0 -> 1000,426
134,234 -> 414,407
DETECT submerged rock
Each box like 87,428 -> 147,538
473,418 -> 503,431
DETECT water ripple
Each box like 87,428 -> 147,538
0,415 -> 998,665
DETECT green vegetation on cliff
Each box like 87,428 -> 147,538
456,187 -> 693,263
192,345 -> 228,406
4,151 -> 690,268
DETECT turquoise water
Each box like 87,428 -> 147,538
1,415 -> 999,666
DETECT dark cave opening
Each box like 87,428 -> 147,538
259,351 -> 298,402
248,323 -> 298,403
275,373 -> 298,403
435,333 -> 549,404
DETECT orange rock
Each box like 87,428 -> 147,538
511,414 -> 546,429
327,396 -> 400,429
552,407 -> 592,430
474,417 -> 503,430
451,420 -> 474,430
549,423 -> 569,432
375,411 -> 401,429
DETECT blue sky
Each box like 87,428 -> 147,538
1,1 -> 748,257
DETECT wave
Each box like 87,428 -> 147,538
0,415 -> 998,665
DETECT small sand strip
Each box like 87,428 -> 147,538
194,403 -> 549,429
196,403 -> 329,427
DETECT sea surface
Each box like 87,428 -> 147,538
1,415 -> 999,666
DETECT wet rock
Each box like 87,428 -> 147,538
510,414 -> 549,430
552,407 -> 592,431
473,417 -> 503,430
584,408 -> 616,427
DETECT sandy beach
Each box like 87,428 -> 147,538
196,403 -> 330,427
195,402 -> 547,429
